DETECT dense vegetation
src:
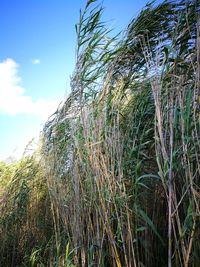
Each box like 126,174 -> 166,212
0,0 -> 199,266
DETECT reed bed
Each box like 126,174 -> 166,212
0,0 -> 199,266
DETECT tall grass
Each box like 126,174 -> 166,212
0,0 -> 199,266
0,153 -> 54,266
42,1 -> 199,266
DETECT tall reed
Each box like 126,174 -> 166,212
0,1 -> 199,266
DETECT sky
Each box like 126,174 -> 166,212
0,0 -> 151,161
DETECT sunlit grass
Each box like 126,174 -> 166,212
0,0 -> 199,266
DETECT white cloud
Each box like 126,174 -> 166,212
0,58 -> 60,120
32,58 -> 40,64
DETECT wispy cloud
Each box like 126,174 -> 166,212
32,58 -> 40,65
0,58 -> 59,120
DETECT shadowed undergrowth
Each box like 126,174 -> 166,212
0,0 -> 200,266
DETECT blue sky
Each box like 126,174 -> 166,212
0,0 -> 151,160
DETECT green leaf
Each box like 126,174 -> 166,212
135,205 -> 164,245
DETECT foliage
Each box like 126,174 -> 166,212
0,0 -> 199,266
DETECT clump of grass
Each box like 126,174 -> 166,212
0,152 -> 54,267
42,1 -> 200,267
0,0 -> 199,266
